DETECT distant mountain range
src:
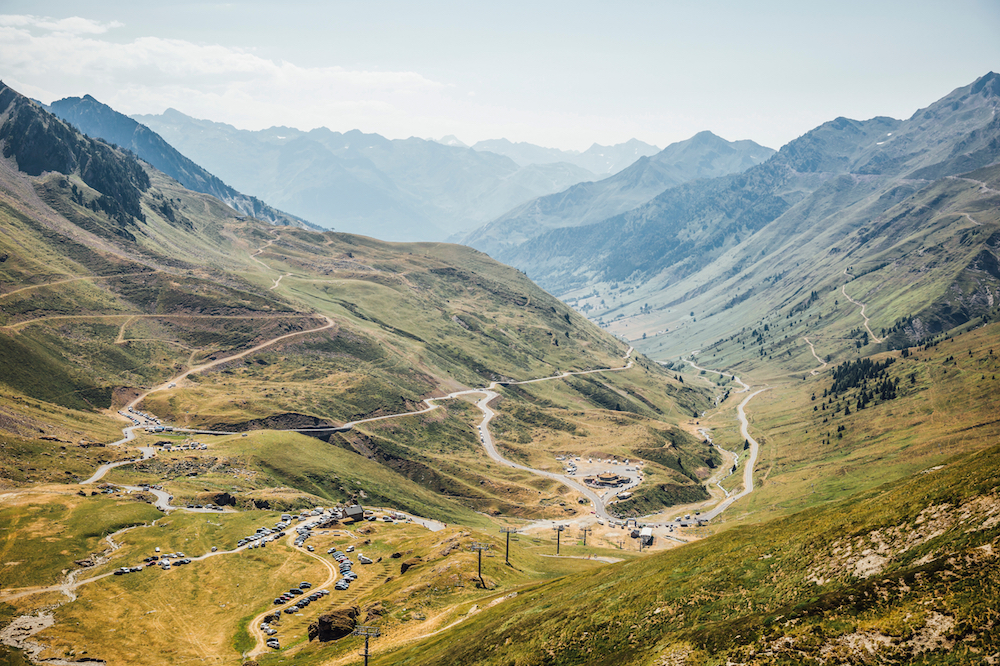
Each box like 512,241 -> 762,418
133,111 -> 605,241
465,131 -> 775,256
45,95 -> 313,229
468,137 -> 661,175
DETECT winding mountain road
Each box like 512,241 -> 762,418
681,358 -> 768,523
696,388 -> 769,521
801,336 -> 829,375
125,315 -> 334,411
245,528 -> 338,659
79,316 -> 335,495
948,175 -> 1000,195
294,348 -> 636,520
841,271 -> 883,343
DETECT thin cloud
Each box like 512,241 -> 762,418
0,14 -> 123,34
0,16 -> 452,133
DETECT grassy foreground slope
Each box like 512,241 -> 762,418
380,335 -> 1000,665
363,298 -> 1000,664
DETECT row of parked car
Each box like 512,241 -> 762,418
124,552 -> 193,572
237,525 -> 286,549
273,582 -> 330,612
330,550 -> 357,590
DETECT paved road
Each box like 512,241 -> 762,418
471,389 -> 614,520
79,427 -> 152,485
676,358 -> 768,524
87,333 -> 635,522
699,428 -> 736,498
290,349 -> 636,520
695,388 -> 769,522
684,359 -> 750,394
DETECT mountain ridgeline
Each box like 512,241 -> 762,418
464,131 -> 775,256
468,137 -> 661,175
0,83 -> 150,239
496,72 -> 1000,353
45,94 -> 313,229
2,70 -> 1000,666
132,110 -> 604,241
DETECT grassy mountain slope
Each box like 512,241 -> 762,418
4,73 -> 1000,666
0,81 -> 711,520
376,324 -> 1000,665
630,159 -> 1000,365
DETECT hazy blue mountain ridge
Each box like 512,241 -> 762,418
497,73 -> 1000,295
45,95 -> 313,228
471,136 -> 660,175
464,131 -> 775,256
134,110 -> 600,241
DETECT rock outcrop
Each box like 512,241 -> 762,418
308,606 -> 359,642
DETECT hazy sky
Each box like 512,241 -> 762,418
2,1 -> 999,151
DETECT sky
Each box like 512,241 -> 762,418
1,1 -> 999,152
